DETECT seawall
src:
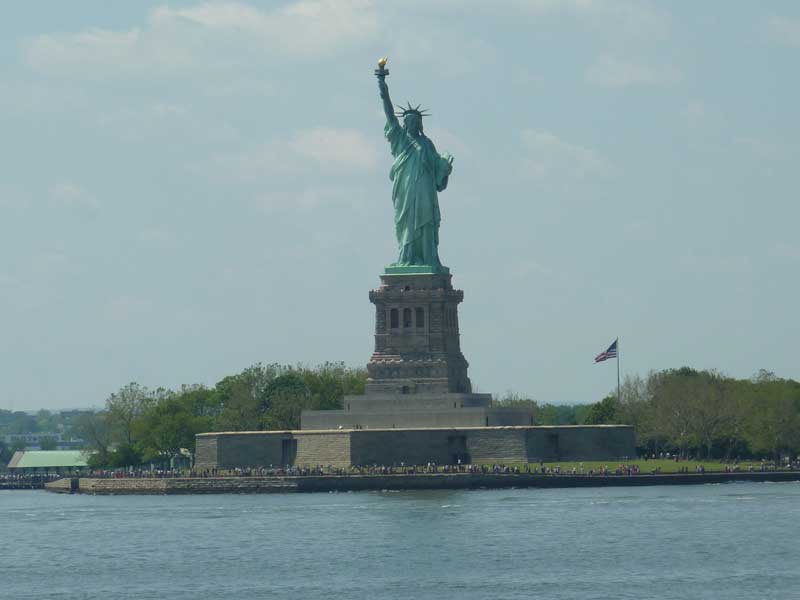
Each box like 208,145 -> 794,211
1,477 -> 60,490
45,471 -> 800,495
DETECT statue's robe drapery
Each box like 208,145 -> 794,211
384,119 -> 452,267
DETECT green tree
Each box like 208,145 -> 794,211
745,377 -> 800,460
136,388 -> 217,463
649,368 -> 700,457
494,391 -> 538,421
74,411 -> 113,466
0,411 -> 38,434
298,362 -> 366,410
38,436 -> 59,451
10,439 -> 28,453
216,364 -> 279,431
686,371 -> 736,458
34,409 -> 56,432
262,373 -> 312,430
106,382 -> 155,445
537,403 -> 582,425
87,442 -> 144,469
584,395 -> 621,424
616,374 -> 657,453
0,439 -> 12,468
214,363 -> 367,432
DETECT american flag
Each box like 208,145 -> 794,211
594,339 -> 618,363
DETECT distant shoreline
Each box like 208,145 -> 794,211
44,470 -> 800,495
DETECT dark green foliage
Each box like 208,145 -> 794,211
215,364 -> 280,431
77,362 -> 367,468
38,437 -> 59,451
0,410 -> 38,435
537,404 -> 584,425
261,373 -> 310,430
584,395 -> 621,425
0,440 -> 12,468
214,362 -> 366,432
10,439 -> 27,453
135,388 -> 216,463
74,411 -> 113,465
87,443 -> 143,469
580,368 -> 800,460
493,392 -> 591,425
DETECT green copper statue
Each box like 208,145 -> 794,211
375,57 -> 454,273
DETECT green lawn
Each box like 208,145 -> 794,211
485,459 -> 767,474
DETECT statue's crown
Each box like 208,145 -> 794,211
395,102 -> 430,118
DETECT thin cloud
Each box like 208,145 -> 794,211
513,0 -> 671,40
139,226 -> 178,248
22,1 -> 379,77
0,184 -> 32,209
518,130 -> 613,180
681,100 -> 706,121
289,128 -> 378,170
103,296 -> 154,321
585,55 -> 683,87
96,103 -> 239,143
30,252 -> 79,277
211,127 -> 378,182
771,243 -> 800,261
765,16 -> 800,47
255,185 -> 368,212
736,136 -> 789,160
425,127 -> 471,159
49,182 -> 99,210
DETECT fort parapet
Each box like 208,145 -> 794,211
194,425 -> 635,470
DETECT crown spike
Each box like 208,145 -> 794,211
394,102 -> 430,119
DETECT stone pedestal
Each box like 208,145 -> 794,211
301,270 -> 533,430
367,272 -> 471,395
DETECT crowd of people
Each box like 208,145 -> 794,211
4,457 -> 799,482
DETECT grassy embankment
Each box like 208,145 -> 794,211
493,460 -> 769,474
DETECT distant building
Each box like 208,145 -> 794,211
1,433 -> 85,450
7,450 -> 90,473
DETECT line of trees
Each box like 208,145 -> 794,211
11,362 -> 798,469
0,409 -> 64,434
74,362 -> 366,469
560,368 -> 800,460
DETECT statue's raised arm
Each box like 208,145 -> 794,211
375,57 -> 397,126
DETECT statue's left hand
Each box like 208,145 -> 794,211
442,152 -> 454,166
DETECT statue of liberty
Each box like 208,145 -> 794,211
375,58 -> 454,272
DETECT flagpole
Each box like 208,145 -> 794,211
616,337 -> 621,404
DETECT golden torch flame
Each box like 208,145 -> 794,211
377,56 -> 388,68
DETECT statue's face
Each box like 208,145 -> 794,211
403,113 -> 422,135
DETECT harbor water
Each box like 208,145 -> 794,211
2,482 -> 798,599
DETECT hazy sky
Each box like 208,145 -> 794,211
2,1 -> 799,411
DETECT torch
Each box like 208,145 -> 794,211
374,56 -> 389,80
